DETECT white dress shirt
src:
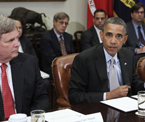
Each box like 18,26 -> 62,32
94,25 -> 103,43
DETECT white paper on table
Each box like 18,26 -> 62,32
73,112 -> 103,122
45,109 -> 85,122
3,109 -> 104,122
131,95 -> 137,99
100,97 -> 137,112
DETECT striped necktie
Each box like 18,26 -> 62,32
60,35 -> 67,55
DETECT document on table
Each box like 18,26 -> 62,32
44,109 -> 103,122
100,97 -> 137,112
131,95 -> 137,99
3,109 -> 104,122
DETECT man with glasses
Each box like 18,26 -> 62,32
40,12 -> 74,79
124,3 -> 145,66
81,9 -> 107,51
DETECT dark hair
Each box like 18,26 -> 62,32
94,9 -> 106,17
102,17 -> 127,34
131,3 -> 145,13
9,15 -> 26,37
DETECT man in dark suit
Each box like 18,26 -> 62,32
0,15 -> 49,120
81,9 -> 107,51
124,3 -> 145,66
40,12 -> 74,79
69,17 -> 145,105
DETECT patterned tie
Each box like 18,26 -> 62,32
1,63 -> 15,119
109,58 -> 120,91
60,35 -> 67,55
138,26 -> 145,46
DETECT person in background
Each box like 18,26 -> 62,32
81,9 -> 107,51
0,15 -> 49,120
9,16 -> 37,58
124,3 -> 145,66
40,12 -> 74,79
69,17 -> 145,105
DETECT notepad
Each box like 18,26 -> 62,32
100,97 -> 138,112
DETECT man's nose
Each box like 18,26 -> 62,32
15,38 -> 20,47
110,36 -> 116,43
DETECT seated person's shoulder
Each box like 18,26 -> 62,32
121,47 -> 134,55
16,53 -> 37,63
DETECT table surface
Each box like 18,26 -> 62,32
69,101 -> 145,122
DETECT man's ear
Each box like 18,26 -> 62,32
123,35 -> 128,44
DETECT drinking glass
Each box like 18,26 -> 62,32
138,91 -> 145,116
31,110 -> 45,122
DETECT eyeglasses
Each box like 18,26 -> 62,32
134,11 -> 144,14
58,21 -> 69,26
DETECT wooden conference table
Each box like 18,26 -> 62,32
69,101 -> 145,122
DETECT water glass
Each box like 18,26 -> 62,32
31,110 -> 45,122
138,91 -> 145,116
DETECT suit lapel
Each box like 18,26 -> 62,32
0,92 -> 4,119
20,37 -> 26,52
92,26 -> 100,44
63,33 -> 70,52
94,44 -> 109,90
10,55 -> 24,113
51,29 -> 61,52
142,23 -> 145,35
130,22 -> 140,47
118,50 -> 130,86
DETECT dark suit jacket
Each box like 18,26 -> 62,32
124,21 -> 145,65
69,44 -> 144,105
40,29 -> 74,78
19,37 -> 37,57
0,53 -> 49,120
125,21 -> 145,52
81,26 -> 100,51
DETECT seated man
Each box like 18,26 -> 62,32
40,12 -> 74,79
124,3 -> 145,66
81,9 -> 107,51
69,17 -> 145,105
0,15 -> 49,120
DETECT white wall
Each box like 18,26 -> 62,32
0,0 -> 88,37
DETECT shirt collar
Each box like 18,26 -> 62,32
94,25 -> 102,32
53,28 -> 63,39
0,62 -> 10,67
103,47 -> 118,64
132,20 -> 143,29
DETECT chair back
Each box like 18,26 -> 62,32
74,31 -> 83,52
52,53 -> 79,107
32,33 -> 43,58
136,57 -> 145,81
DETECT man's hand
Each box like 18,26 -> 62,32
106,85 -> 131,100
136,46 -> 145,54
